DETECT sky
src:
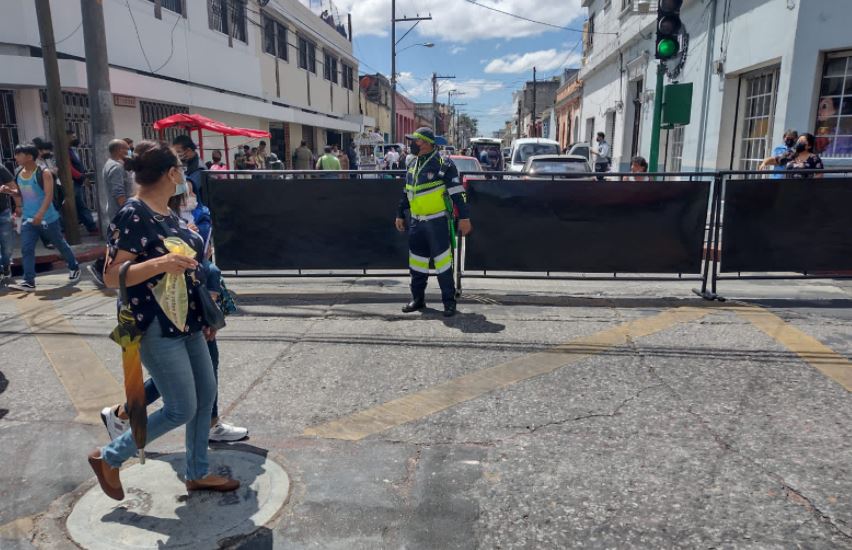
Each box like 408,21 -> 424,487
300,0 -> 588,135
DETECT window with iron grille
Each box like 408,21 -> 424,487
262,14 -> 288,60
324,52 -> 338,83
148,0 -> 184,15
140,100 -> 189,144
299,37 -> 316,73
342,64 -> 354,91
736,67 -> 779,171
814,50 -> 852,159
0,90 -> 19,173
666,126 -> 685,172
40,90 -> 94,172
208,0 -> 247,43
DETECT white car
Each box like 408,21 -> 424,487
508,138 -> 561,172
522,155 -> 592,178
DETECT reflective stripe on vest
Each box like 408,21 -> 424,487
434,248 -> 453,274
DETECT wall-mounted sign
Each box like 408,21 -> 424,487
113,94 -> 136,108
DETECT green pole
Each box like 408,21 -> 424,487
648,62 -> 666,173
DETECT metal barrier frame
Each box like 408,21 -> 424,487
701,168 -> 852,302
203,168 -> 852,302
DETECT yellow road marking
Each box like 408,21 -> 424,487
729,305 -> 852,391
16,293 -> 124,425
304,306 -> 712,440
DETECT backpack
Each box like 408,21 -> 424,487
15,166 -> 65,212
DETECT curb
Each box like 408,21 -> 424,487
10,245 -> 104,276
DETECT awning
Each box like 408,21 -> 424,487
153,113 -> 270,138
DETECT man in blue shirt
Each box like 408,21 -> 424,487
771,129 -> 798,179
2,143 -> 80,291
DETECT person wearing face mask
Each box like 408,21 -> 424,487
99,181 -> 249,446
590,131 -> 611,181
87,140 -> 239,501
171,135 -> 207,204
395,127 -> 472,317
760,132 -> 825,179
66,130 -> 99,235
769,130 -> 799,180
104,139 -> 134,217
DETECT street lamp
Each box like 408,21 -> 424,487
397,42 -> 434,53
391,1 -> 432,142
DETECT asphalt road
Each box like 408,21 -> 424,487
0,271 -> 850,549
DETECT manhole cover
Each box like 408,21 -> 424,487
66,449 -> 289,549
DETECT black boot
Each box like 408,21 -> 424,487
402,300 -> 426,313
443,303 -> 457,317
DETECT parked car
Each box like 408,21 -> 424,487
450,155 -> 485,187
567,142 -> 592,163
508,138 -> 561,172
522,154 -> 592,179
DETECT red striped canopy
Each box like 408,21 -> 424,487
153,113 -> 270,138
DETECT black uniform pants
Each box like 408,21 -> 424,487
408,216 -> 455,306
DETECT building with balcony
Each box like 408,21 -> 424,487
0,0 -> 371,171
579,0 -> 852,172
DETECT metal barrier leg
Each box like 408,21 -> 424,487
455,236 -> 464,299
693,175 -> 720,301
710,177 -> 725,301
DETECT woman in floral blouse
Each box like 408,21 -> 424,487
87,141 -> 239,500
760,132 -> 825,178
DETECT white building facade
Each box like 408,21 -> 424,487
579,0 -> 852,172
0,0 -> 371,171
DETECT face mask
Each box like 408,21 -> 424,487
70,139 -> 80,147
172,168 -> 188,196
184,196 -> 198,211
785,138 -> 796,148
794,142 -> 807,153
409,142 -> 421,156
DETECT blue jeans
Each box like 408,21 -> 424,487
74,182 -> 97,231
102,319 -> 217,481
133,339 -> 220,421
0,209 -> 12,273
21,219 -> 79,285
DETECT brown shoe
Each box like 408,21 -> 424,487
185,475 -> 240,492
87,449 -> 124,501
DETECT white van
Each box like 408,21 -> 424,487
508,138 -> 561,172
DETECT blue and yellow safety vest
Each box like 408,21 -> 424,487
398,152 -> 469,220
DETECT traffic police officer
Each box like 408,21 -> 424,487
395,128 -> 472,317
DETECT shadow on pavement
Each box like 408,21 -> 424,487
0,370 -> 7,420
99,444 -> 271,549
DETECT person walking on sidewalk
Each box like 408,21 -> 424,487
87,140 -> 239,501
0,164 -> 16,283
101,184 -> 248,443
104,139 -> 134,217
2,143 -> 80,292
67,131 -> 99,235
590,132 -> 611,181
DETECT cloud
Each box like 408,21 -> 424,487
314,0 -> 584,43
449,46 -> 466,55
484,48 -> 582,74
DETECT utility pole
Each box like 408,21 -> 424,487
454,103 -> 467,148
34,0 -> 80,244
531,67 -> 537,138
431,73 -> 455,132
81,0 -> 116,235
391,2 -> 430,142
516,101 -> 522,139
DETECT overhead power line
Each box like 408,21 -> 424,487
463,0 -> 618,35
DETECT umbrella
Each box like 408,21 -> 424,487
109,261 -> 147,464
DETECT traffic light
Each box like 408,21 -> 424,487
656,0 -> 683,60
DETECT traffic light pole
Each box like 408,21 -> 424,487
648,62 -> 666,173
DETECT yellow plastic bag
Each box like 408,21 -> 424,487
151,237 -> 196,330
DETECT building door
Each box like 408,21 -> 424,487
630,78 -> 643,158
734,66 -> 780,171
302,125 -> 316,153
269,124 -> 286,165
0,90 -> 20,172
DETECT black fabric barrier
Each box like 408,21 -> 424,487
205,177 -> 408,270
721,177 -> 852,272
464,178 -> 711,273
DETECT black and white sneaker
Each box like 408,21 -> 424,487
100,406 -> 130,441
86,264 -> 105,287
69,268 -> 81,283
9,281 -> 36,292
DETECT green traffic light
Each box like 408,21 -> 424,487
657,38 -> 679,59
